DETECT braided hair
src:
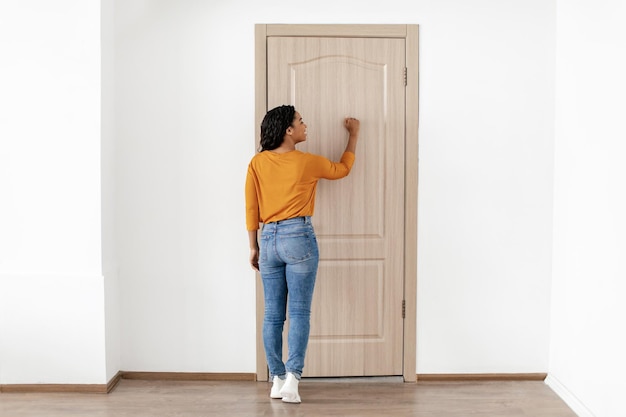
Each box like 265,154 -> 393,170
259,105 -> 295,151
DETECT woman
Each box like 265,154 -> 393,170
245,105 -> 360,403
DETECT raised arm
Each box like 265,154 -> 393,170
343,117 -> 360,154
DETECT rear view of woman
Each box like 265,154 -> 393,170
245,105 -> 359,403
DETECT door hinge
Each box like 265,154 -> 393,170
403,67 -> 407,86
402,300 -> 406,319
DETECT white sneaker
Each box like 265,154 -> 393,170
279,372 -> 301,403
270,376 -> 285,399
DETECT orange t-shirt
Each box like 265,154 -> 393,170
245,150 -> 355,230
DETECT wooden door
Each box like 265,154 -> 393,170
267,36 -> 406,377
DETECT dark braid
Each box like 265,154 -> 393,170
259,105 -> 295,151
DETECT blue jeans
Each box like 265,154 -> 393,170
259,216 -> 319,380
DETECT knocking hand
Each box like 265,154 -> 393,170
344,117 -> 360,136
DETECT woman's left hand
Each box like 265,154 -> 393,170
249,248 -> 260,272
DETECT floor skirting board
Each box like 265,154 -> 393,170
1,373 -> 551,393
0,372 -> 257,394
545,374 -> 595,417
0,383 -> 109,394
417,373 -> 547,381
119,372 -> 256,382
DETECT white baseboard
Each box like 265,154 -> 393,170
545,374 -> 595,417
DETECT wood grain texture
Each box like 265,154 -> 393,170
256,23 -> 419,381
254,23 -> 269,383
0,372 -> 256,394
404,24 -> 419,383
0,379 -> 577,416
107,371 -> 123,393
268,35 -> 406,377
267,24 -> 407,38
0,384 -> 108,394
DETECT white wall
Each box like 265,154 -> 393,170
414,3 -> 555,373
547,0 -> 626,415
102,0 -> 122,381
5,5 -> 626,412
0,1 -> 107,383
114,0 -> 555,375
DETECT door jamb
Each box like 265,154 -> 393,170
254,24 -> 419,382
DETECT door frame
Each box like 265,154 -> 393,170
254,24 -> 419,382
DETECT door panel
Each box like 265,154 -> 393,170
267,37 -> 405,376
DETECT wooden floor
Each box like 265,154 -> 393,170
0,378 -> 577,417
